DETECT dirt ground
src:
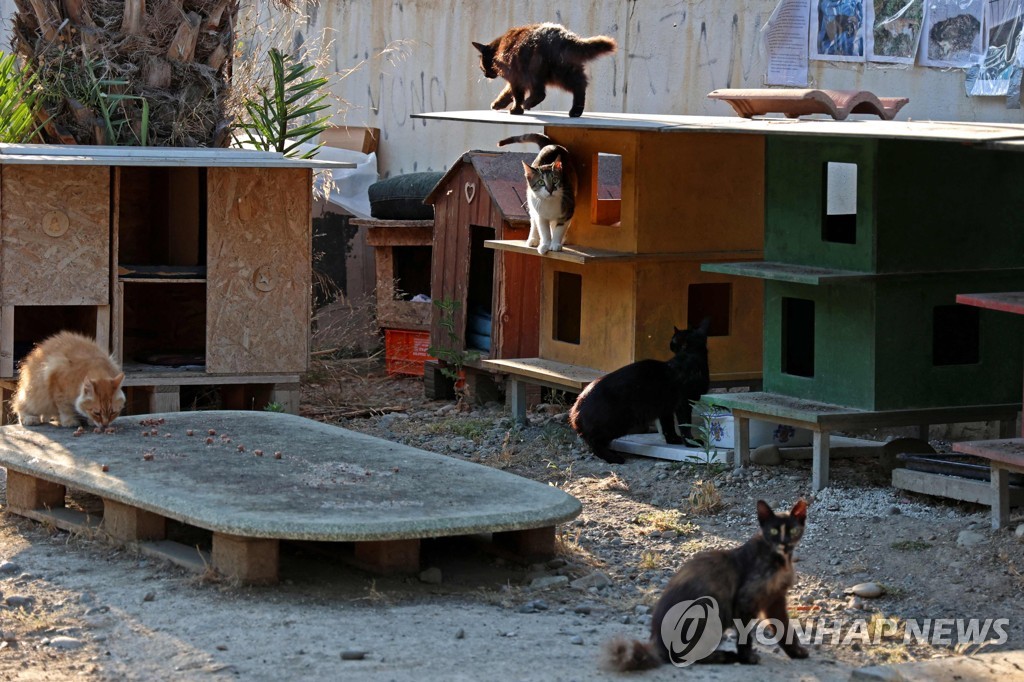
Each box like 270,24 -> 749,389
1,350 -> 1023,681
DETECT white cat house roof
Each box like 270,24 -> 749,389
0,144 -> 354,168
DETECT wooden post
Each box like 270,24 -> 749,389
212,533 -> 279,584
353,539 -> 420,574
732,413 -> 750,469
812,430 -> 831,492
509,378 -> 528,424
270,383 -> 300,415
494,526 -> 556,560
147,386 -> 180,414
6,470 -> 65,510
102,499 -> 166,542
991,466 -> 1010,530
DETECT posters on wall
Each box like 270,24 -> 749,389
764,0 -> 1024,102
919,0 -> 986,67
964,0 -> 1024,100
867,1 -> 925,63
763,0 -> 812,84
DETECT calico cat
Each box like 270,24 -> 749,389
568,319 -> 710,464
12,331 -> 126,429
472,22 -> 616,117
499,133 -> 576,255
605,499 -> 809,670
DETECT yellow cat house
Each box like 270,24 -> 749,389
415,111 -> 766,413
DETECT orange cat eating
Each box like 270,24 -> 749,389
12,331 -> 125,429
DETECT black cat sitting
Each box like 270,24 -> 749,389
568,319 -> 710,464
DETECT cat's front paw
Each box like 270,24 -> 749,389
548,242 -> 563,252
18,414 -> 42,426
537,243 -> 550,255
783,643 -> 809,659
527,236 -> 540,247
568,105 -> 584,117
510,105 -> 524,115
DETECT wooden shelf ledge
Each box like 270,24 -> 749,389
481,357 -> 605,391
485,240 -> 762,265
701,261 -> 873,285
956,292 -> 1024,316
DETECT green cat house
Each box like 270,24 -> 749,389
707,132 -> 1024,490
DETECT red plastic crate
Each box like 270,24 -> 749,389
384,329 -> 435,376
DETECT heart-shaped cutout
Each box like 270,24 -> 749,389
464,182 -> 477,204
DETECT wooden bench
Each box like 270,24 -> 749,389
480,357 -> 605,422
952,439 -> 1024,529
709,392 -> 1019,492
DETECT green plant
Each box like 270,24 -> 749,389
427,299 -> 480,395
237,47 -> 330,158
263,402 -> 285,413
0,52 -> 43,143
82,60 -> 149,145
889,539 -> 931,552
681,398 -> 727,473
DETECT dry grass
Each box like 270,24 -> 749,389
634,509 -> 699,535
687,479 -> 723,515
594,472 -> 630,492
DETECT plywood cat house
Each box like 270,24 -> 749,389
704,127 -> 1024,490
414,111 -> 766,412
424,150 -> 540,364
0,145 -> 346,420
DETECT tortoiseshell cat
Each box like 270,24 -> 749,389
499,133 -> 576,254
605,499 -> 810,670
569,319 -> 710,464
12,331 -> 125,429
472,22 -> 616,117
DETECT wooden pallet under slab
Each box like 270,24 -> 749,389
0,412 -> 581,584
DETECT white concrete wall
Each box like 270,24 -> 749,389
4,0 -> 1023,175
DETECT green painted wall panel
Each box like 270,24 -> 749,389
765,136 -> 877,272
875,143 -> 1024,273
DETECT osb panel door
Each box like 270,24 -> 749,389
1,165 -> 109,305
206,167 -> 311,375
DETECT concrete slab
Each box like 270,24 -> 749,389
0,411 -> 581,543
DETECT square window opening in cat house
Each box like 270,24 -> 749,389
120,282 -> 206,372
390,246 -> 433,302
781,297 -> 815,378
821,161 -> 857,245
591,152 -> 622,226
933,304 -> 980,366
465,225 -> 496,353
687,283 -> 732,337
553,271 -> 582,345
117,167 -> 207,270
12,306 -> 104,367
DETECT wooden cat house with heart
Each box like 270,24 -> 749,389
0,145 -> 349,420
422,150 -> 542,396
414,111 -> 767,413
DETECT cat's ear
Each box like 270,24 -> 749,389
756,500 -> 774,523
553,159 -> 562,172
790,499 -> 807,523
112,373 -> 125,389
522,160 -> 536,178
81,379 -> 96,399
471,41 -> 488,54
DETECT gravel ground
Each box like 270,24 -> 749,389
1,355 -> 1022,680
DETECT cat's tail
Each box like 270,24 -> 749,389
498,133 -> 556,149
564,35 -> 617,63
601,637 -> 663,672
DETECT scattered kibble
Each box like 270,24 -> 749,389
273,452 -> 282,459
237,444 -> 245,452
205,437 -> 214,445
105,428 -> 115,434
208,429 -> 216,436
163,433 -> 171,438
186,430 -> 194,437
73,431 -> 83,438
93,427 -> 102,434
393,467 -> 400,473
143,453 -> 154,461
150,429 -> 159,436
364,471 -> 372,477
254,449 -> 264,457
101,464 -> 109,472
